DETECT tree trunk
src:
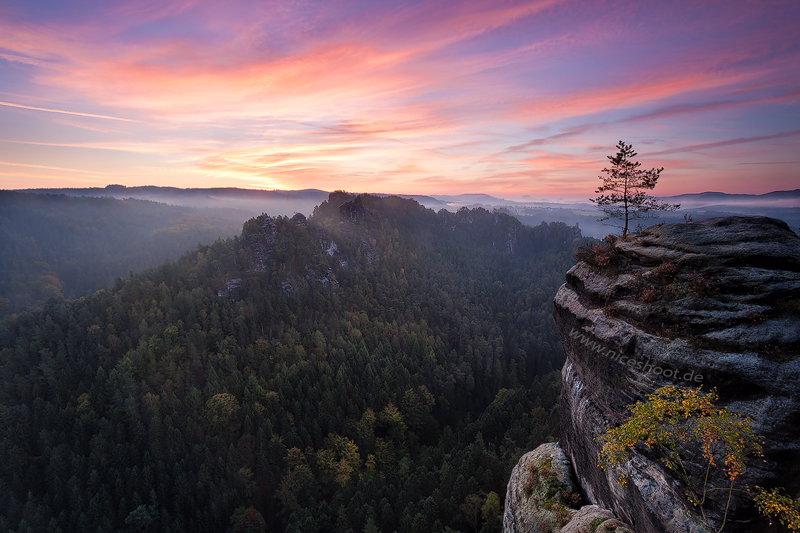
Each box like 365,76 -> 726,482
622,199 -> 629,239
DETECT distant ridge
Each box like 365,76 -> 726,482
663,189 -> 800,207
433,193 -> 516,205
13,186 -> 799,233
19,185 -> 331,218
21,184 -> 330,200
17,185 -> 799,207
370,193 -> 450,208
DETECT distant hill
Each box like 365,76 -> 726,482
0,192 -> 242,315
21,185 -> 331,219
432,193 -> 519,206
15,185 -> 799,239
502,191 -> 800,238
371,193 -> 451,209
664,189 -> 800,207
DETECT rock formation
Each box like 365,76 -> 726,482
503,442 -> 635,533
505,216 -> 800,533
339,194 -> 366,222
291,212 -> 308,227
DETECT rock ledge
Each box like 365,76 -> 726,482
554,217 -> 800,533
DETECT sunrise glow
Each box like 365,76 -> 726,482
1,0 -> 798,197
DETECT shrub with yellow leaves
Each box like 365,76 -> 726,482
597,386 -> 763,532
754,486 -> 800,531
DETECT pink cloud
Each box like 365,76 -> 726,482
0,0 -> 798,195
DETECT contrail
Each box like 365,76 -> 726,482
0,101 -> 139,123
0,160 -> 103,174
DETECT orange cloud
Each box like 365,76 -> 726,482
1,0 -> 798,196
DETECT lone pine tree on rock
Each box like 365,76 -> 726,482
592,140 -> 679,239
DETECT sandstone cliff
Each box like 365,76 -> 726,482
505,216 -> 800,533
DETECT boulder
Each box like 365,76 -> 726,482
503,442 -> 635,532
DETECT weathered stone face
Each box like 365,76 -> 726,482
554,216 -> 800,533
502,442 -> 636,533
502,442 -> 579,533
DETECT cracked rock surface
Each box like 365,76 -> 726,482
553,216 -> 800,533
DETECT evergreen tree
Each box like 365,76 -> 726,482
591,140 -> 679,239
0,194 -> 576,532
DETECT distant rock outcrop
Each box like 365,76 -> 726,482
291,212 -> 308,227
504,216 -> 800,533
339,194 -> 366,222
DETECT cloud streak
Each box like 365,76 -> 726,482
648,130 -> 800,156
0,160 -> 104,174
0,0 -> 798,195
0,101 -> 140,122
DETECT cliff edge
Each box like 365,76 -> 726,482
505,216 -> 800,533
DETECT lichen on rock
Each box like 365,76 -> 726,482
503,442 -> 635,532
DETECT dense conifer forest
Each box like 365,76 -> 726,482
0,192 -> 242,316
0,192 -> 583,532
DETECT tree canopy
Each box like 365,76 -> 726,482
591,141 -> 679,239
0,193 -> 584,532
0,192 -> 242,316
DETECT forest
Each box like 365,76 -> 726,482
0,192 -> 242,316
0,192 -> 585,532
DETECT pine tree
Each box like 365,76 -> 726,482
592,140 -> 679,239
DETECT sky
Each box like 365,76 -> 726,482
0,0 -> 798,199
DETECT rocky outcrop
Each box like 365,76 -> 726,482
503,442 -> 635,533
339,194 -> 366,222
291,212 -> 308,227
552,216 -> 800,533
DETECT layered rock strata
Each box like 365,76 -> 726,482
553,216 -> 800,533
